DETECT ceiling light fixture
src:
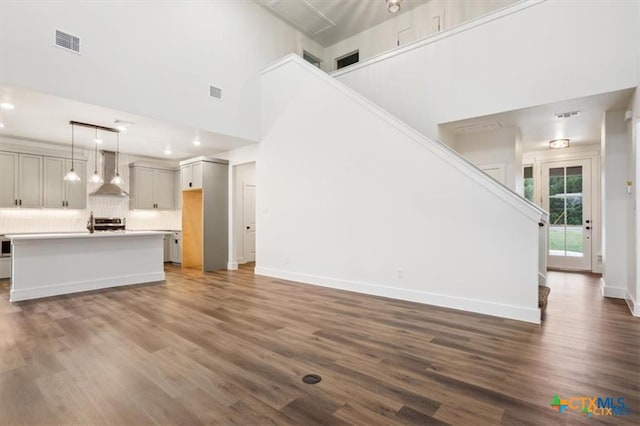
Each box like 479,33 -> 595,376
0,123 -> 4,128
549,139 -> 570,149
111,132 -> 123,185
64,123 -> 81,181
192,139 -> 201,146
0,102 -> 15,110
387,0 -> 402,14
116,125 -> 127,132
164,148 -> 172,155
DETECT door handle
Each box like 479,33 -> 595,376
19,199 -> 22,206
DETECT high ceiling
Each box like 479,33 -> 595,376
441,89 -> 635,152
256,0 -> 430,47
0,85 -> 254,161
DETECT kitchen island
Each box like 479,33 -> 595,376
7,231 -> 168,302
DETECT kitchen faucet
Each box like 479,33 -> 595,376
87,211 -> 95,234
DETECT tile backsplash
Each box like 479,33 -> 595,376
0,201 -> 181,234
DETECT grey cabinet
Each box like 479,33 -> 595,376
0,152 -> 43,208
129,165 -> 176,210
181,162 -> 202,190
0,152 -> 18,208
43,157 -> 86,209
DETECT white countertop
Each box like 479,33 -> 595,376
6,230 -> 170,241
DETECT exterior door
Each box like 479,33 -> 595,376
243,184 -> 256,262
541,159 -> 592,270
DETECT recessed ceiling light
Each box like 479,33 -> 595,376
549,139 -> 570,149
164,148 -> 172,155
0,102 -> 15,110
192,139 -> 201,146
0,123 -> 4,128
116,126 -> 127,132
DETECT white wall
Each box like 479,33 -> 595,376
323,0 -> 516,72
628,93 -> 638,314
633,89 -> 640,315
257,56 -> 545,323
0,137 -> 181,233
453,127 -> 519,191
0,1 -> 323,143
601,111 -> 629,299
333,0 -> 639,143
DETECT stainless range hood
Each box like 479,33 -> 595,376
90,150 -> 129,197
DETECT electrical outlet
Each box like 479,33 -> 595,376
397,268 -> 403,279
284,257 -> 289,265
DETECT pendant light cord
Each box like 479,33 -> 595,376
71,124 -> 75,170
116,132 -> 120,175
94,129 -> 99,173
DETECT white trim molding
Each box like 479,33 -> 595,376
600,278 -> 627,299
261,54 -> 548,225
625,290 -> 640,317
255,267 -> 541,324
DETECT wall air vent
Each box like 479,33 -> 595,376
554,111 -> 580,119
455,122 -> 502,134
209,85 -> 223,100
54,29 -> 80,54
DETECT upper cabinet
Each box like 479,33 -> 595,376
0,152 -> 43,208
0,152 -> 18,208
0,150 -> 86,209
43,157 -> 86,209
181,162 -> 202,190
129,164 -> 177,210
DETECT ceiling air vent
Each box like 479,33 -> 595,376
455,122 -> 502,134
209,85 -> 222,100
54,29 -> 80,54
554,111 -> 580,119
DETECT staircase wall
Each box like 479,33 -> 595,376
257,56 -> 545,323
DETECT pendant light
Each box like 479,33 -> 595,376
90,128 -> 103,183
64,123 -> 81,181
111,131 -> 123,185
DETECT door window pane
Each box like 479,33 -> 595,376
523,166 -> 534,202
548,166 -> 584,257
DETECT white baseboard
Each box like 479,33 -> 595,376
227,261 -> 239,270
625,290 -> 640,317
10,272 -> 165,302
600,278 -> 627,299
255,267 -> 541,324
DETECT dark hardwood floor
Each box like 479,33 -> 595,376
1,265 -> 638,425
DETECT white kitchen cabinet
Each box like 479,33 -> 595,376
43,157 -> 86,209
0,152 -> 43,208
181,162 -> 202,190
129,165 -> 176,210
18,154 -> 43,208
0,152 -> 18,208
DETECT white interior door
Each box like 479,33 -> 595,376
243,184 -> 256,262
541,159 -> 592,270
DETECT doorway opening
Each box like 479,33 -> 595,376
233,162 -> 256,265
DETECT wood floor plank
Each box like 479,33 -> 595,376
1,266 -> 639,425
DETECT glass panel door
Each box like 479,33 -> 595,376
542,159 -> 592,270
